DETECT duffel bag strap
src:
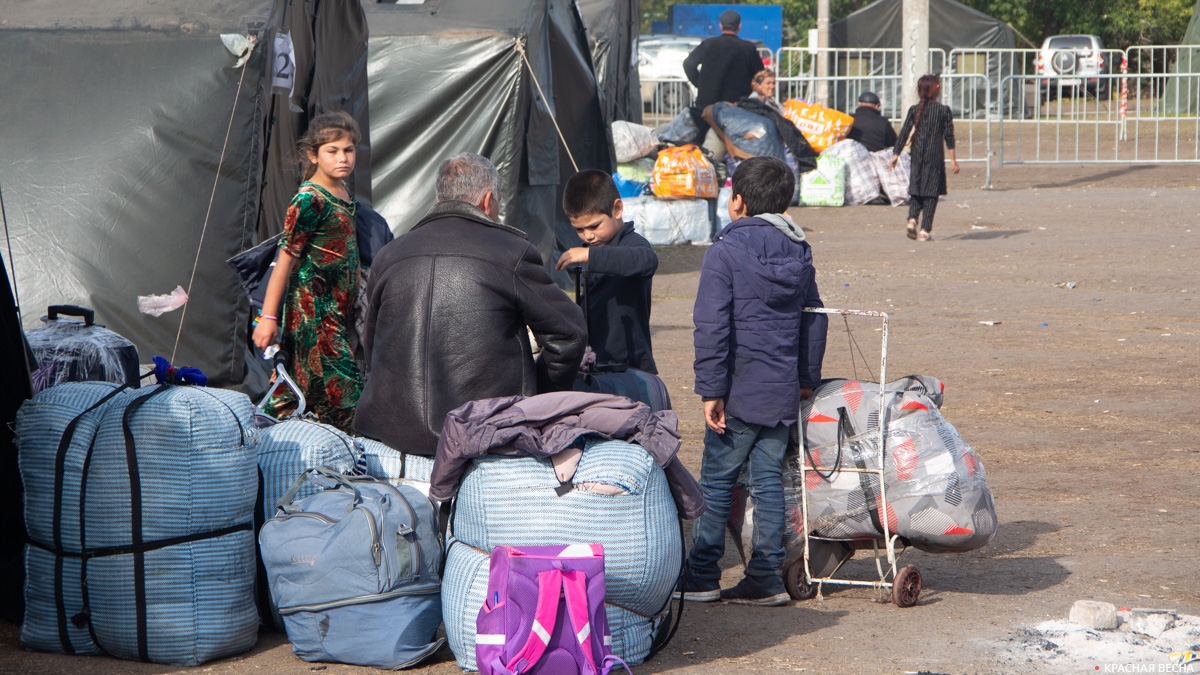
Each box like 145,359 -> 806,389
276,466 -> 364,514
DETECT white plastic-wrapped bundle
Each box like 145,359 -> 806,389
789,376 -> 997,553
612,121 -> 659,163
623,195 -> 712,245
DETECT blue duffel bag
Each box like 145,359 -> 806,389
259,468 -> 444,670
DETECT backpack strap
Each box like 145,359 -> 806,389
560,569 -> 597,672
494,569 -> 564,675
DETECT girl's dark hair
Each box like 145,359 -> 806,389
731,156 -> 794,216
913,73 -> 941,134
297,111 -> 361,180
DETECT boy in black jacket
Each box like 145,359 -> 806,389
555,170 -> 658,374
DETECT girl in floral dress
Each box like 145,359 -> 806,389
252,112 -> 363,431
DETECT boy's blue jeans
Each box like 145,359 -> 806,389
686,415 -> 790,582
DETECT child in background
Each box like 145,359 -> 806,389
892,72 -> 959,241
555,170 -> 659,374
682,156 -> 827,606
252,112 -> 364,431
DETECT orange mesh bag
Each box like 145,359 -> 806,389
782,100 -> 854,153
650,144 -> 718,200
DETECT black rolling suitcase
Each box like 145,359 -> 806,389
568,267 -> 672,412
25,305 -> 140,393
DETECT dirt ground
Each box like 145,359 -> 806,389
3,164 -> 1199,674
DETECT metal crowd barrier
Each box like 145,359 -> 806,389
634,46 -> 1200,174
999,72 -> 1200,164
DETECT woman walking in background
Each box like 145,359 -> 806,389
892,73 -> 959,241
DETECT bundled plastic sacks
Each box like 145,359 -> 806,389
653,109 -> 700,145
623,195 -> 712,245
617,157 -> 655,184
442,438 -> 682,670
651,144 -> 718,200
788,376 -> 997,553
257,419 -> 362,524
612,121 -> 659,163
710,102 -> 786,159
799,154 -> 847,207
18,382 -> 259,665
359,437 -> 435,489
822,139 -> 883,205
871,148 -> 912,206
782,100 -> 854,153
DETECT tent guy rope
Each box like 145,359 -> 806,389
515,38 -> 579,173
171,58 -> 250,364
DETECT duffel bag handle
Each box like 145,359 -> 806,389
47,305 -> 95,325
276,466 -> 364,514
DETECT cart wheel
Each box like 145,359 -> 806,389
784,560 -> 819,601
891,565 -> 921,608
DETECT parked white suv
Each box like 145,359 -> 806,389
638,35 -> 701,113
1037,34 -> 1114,99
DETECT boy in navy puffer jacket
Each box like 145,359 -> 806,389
680,156 -> 827,606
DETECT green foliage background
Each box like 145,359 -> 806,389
640,0 -> 1197,49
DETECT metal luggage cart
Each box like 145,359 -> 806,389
781,307 -> 922,608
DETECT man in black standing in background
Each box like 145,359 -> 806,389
683,10 -> 763,148
683,9 -> 762,108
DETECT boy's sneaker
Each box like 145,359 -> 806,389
674,576 -> 720,602
719,575 -> 790,606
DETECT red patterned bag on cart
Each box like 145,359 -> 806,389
786,376 -> 997,553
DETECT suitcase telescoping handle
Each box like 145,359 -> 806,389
47,305 -> 95,325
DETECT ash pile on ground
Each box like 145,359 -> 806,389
995,611 -> 1200,671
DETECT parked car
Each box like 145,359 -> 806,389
1036,34 -> 1114,99
638,35 -> 701,114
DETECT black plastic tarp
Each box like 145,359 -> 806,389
364,0 -> 612,268
579,0 -> 642,124
0,249 -> 33,622
831,0 -> 1017,51
0,0 -> 370,387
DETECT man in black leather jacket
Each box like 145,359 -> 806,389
354,153 -> 587,455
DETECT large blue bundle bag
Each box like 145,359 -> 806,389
442,438 -> 682,670
256,419 -> 363,525
259,469 -> 444,669
17,382 -> 259,666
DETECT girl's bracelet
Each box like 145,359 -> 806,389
260,314 -> 279,322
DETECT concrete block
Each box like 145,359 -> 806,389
1126,610 -> 1177,638
1069,600 -> 1119,630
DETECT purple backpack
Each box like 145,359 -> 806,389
476,544 -> 631,675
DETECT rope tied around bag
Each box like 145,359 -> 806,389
515,38 -> 579,173
171,54 -> 252,363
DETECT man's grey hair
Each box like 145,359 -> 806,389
435,152 -> 501,204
